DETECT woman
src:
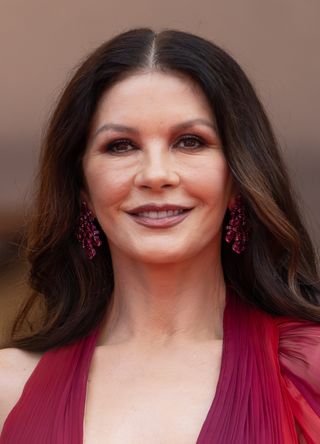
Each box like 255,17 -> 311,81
0,28 -> 319,443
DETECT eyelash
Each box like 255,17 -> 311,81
104,135 -> 207,154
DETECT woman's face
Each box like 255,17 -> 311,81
82,71 -> 234,264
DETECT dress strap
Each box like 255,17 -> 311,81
0,325 -> 101,444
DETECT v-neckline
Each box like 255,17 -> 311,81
195,288 -> 231,442
82,288 -> 232,444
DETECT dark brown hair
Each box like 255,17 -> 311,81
5,28 -> 320,352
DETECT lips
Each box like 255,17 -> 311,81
127,204 -> 193,214
128,206 -> 192,228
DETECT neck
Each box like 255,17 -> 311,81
98,245 -> 226,347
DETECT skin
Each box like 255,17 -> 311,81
82,70 -> 235,348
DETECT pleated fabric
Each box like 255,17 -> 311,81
1,289 -> 320,443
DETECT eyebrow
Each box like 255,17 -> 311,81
91,118 -> 216,141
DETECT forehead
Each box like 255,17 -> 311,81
90,71 -> 215,133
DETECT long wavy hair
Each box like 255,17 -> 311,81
5,28 -> 320,352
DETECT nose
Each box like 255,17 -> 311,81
133,145 -> 180,190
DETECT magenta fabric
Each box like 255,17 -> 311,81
1,289 -> 320,443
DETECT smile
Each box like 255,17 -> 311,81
136,209 -> 185,218
127,208 -> 192,228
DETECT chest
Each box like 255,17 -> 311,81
83,341 -> 223,444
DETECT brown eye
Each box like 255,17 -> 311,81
176,135 -> 206,149
105,139 -> 137,154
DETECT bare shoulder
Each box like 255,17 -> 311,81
0,347 -> 43,433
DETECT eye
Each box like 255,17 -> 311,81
105,138 -> 136,154
104,135 -> 207,154
175,135 -> 206,150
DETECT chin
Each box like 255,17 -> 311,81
129,245 -> 197,265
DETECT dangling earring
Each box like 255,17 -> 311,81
76,201 -> 102,259
225,194 -> 250,254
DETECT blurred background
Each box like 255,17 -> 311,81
1,0 -> 319,343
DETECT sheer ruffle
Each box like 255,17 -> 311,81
276,317 -> 320,444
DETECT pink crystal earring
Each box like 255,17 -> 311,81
76,201 -> 102,259
225,194 -> 250,254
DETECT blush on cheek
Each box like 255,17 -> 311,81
93,177 -> 131,211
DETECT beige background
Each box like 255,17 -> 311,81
0,0 -> 319,339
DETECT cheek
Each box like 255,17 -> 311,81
84,161 -> 132,210
186,156 -> 231,205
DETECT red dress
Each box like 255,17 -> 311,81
1,289 -> 320,443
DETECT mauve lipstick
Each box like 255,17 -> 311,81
127,203 -> 193,213
127,208 -> 193,228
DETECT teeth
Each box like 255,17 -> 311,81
137,209 -> 185,218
